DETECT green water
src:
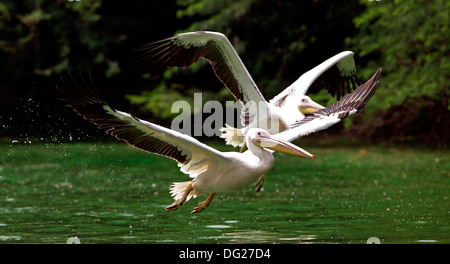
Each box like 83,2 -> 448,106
0,141 -> 448,244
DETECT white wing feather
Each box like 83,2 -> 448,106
135,31 -> 266,104
291,51 -> 356,96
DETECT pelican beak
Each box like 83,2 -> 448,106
254,136 -> 315,159
299,101 -> 324,115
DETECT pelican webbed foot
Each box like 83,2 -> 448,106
191,193 -> 215,214
165,181 -> 194,212
165,200 -> 182,211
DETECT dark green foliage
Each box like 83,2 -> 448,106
348,0 -> 449,145
1,0 -> 447,145
349,0 -> 449,111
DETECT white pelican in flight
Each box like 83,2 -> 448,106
133,31 -> 359,149
57,72 -> 315,214
57,68 -> 380,213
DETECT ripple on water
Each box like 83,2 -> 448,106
0,235 -> 22,241
416,240 -> 438,243
206,225 -> 231,229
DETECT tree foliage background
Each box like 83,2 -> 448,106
0,0 -> 448,146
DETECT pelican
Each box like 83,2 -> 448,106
133,31 -> 359,150
57,68 -> 380,213
57,72 -> 315,214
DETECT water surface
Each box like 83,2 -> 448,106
1,142 -> 448,244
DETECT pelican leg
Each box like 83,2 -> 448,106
191,193 -> 216,214
239,138 -> 247,153
255,174 -> 265,192
165,181 -> 194,211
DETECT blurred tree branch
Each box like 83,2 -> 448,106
348,0 -> 449,112
347,0 -> 449,145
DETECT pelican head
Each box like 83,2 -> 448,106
298,95 -> 324,115
249,129 -> 315,159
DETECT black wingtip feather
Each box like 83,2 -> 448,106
291,67 -> 382,128
57,70 -> 189,164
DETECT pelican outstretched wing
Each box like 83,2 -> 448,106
134,31 -> 266,104
57,72 -> 229,177
271,51 -> 358,107
275,68 -> 381,142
